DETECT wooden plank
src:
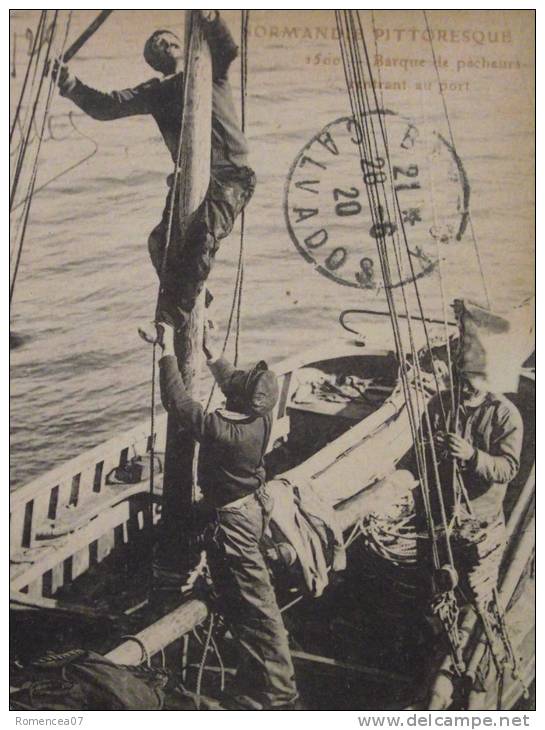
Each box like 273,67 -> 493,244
276,371 -> 292,419
11,502 -> 130,592
25,578 -> 43,599
9,501 -> 28,553
34,478 -> 163,539
56,475 -> 77,518
96,530 -> 115,563
287,398 -> 374,420
268,415 -> 290,452
10,416 -> 166,511
51,562 -> 65,594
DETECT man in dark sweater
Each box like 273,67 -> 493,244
55,11 -> 255,326
158,320 -> 298,710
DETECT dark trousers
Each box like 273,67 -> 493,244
207,489 -> 298,709
149,165 -> 255,322
453,515 -> 505,611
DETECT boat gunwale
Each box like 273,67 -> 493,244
10,341 -> 397,559
10,340 -> 395,509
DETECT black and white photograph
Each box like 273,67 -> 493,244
9,8 -> 535,716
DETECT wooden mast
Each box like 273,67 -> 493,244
158,10 -> 212,568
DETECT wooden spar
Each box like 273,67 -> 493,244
105,473 -> 398,664
62,11 -> 113,63
159,11 -> 212,560
105,598 -> 208,665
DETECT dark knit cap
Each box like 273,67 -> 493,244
225,361 -> 279,416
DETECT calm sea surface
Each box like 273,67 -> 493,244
10,10 -> 534,489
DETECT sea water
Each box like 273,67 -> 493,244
9,10 -> 534,488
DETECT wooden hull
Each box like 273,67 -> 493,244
10,338 -> 405,602
10,340 -> 534,710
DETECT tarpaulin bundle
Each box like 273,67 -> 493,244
455,299 -> 534,394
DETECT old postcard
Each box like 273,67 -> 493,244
9,9 -> 535,716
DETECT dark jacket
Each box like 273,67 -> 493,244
159,354 -> 272,507
61,74 -> 248,167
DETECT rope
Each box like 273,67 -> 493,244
339,11 -> 459,572
10,11 -> 72,306
203,10 -> 250,413
422,11 -> 491,310
10,112 -> 99,214
10,11 -> 59,212
335,11 -> 442,568
195,611 -> 215,710
221,9 -> 249,367
354,10 -> 452,430
209,633 -> 226,692
336,14 -> 467,673
9,11 -> 46,144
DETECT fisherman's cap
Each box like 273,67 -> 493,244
226,361 -> 279,416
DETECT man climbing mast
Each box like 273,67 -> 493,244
55,11 -> 255,327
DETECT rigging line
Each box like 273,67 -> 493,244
339,11 -> 446,567
336,12 -> 432,535
9,168 -> 37,303
10,11 -> 59,212
234,10 -> 250,365
204,9 -> 250,412
336,12 -> 415,429
9,111 -> 98,268
17,11 -> 71,223
9,112 -> 99,214
351,11 -> 454,565
9,12 -> 51,202
10,11 -> 71,306
354,10 -> 452,431
9,11 -> 46,144
338,12 -> 414,420
10,12 -> 48,164
426,162 -> 457,417
9,17 -> 49,196
231,9 -> 249,366
222,9 -> 250,363
352,12 -> 459,552
346,11 -> 428,413
422,10 -> 491,310
352,14 -> 429,362
340,13 -> 420,401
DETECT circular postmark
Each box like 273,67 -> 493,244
284,112 -> 469,290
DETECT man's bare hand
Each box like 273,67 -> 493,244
445,433 -> 475,462
203,319 -> 219,361
201,10 -> 219,23
157,321 -> 175,355
52,60 -> 75,94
